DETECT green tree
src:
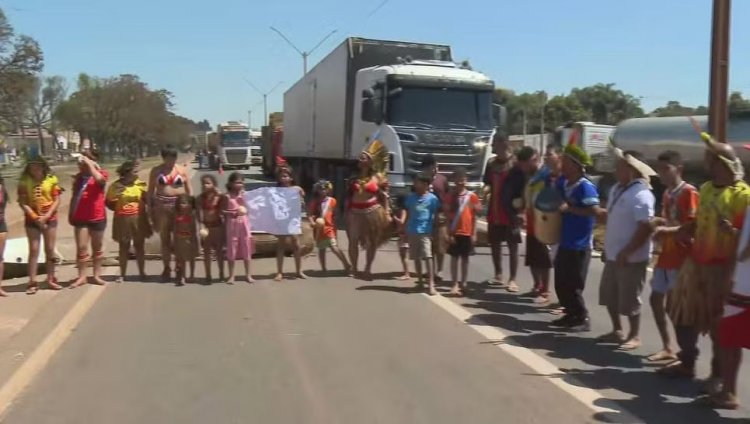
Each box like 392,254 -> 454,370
650,100 -> 705,117
22,75 -> 67,154
0,7 -> 44,132
569,83 -> 644,125
729,91 -> 750,115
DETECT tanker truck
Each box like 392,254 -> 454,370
282,37 -> 506,200
600,114 -> 750,203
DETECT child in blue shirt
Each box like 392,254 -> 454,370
405,173 -> 441,295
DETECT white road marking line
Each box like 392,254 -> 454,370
0,285 -> 108,419
424,293 -> 641,422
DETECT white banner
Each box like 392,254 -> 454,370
243,187 -> 302,235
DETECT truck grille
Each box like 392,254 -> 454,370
225,150 -> 247,165
400,141 -> 486,179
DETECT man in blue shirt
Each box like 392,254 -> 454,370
405,173 -> 441,295
552,144 -> 602,331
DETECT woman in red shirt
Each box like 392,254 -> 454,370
69,150 -> 109,288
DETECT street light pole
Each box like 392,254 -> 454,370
270,26 -> 337,75
708,0 -> 731,142
243,79 -> 284,126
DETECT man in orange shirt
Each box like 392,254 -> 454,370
649,151 -> 698,363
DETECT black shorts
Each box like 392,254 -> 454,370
448,235 -> 474,258
525,234 -> 552,269
73,220 -> 107,232
488,224 -> 522,244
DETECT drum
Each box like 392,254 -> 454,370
534,186 -> 563,245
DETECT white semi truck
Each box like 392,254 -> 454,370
282,37 -> 505,199
208,121 -> 254,170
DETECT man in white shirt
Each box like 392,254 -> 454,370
598,149 -> 656,351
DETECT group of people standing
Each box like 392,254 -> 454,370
0,132 -> 747,410
481,132 -> 750,410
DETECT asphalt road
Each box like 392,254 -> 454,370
1,165 -> 748,423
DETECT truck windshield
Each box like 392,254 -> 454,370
387,87 -> 493,131
220,131 -> 251,147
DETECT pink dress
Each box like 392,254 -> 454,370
224,192 -> 253,260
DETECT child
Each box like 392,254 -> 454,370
309,179 -> 351,274
222,172 -> 254,284
173,194 -> 199,286
404,173 -> 440,295
649,150 -> 698,364
445,168 -> 481,296
18,156 -> 62,294
0,174 -> 8,297
392,192 -> 411,280
274,160 -> 306,281
106,160 -> 151,283
198,174 -> 225,284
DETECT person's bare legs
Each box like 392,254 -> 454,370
226,258 -> 236,284
0,233 -> 7,296
42,225 -> 61,289
188,258 -> 195,282
714,347 -> 742,408
397,244 -> 410,280
363,243 -> 376,280
25,227 -> 41,293
160,224 -> 172,281
203,241 -> 213,282
450,256 -> 461,295
460,256 -> 469,291
176,259 -> 186,286
274,236 -> 286,281
435,252 -> 444,281
90,230 -> 106,285
330,245 -> 351,275
118,240 -> 130,283
649,291 -> 676,360
134,239 -> 146,278
292,236 -> 306,279
489,236 -> 503,284
244,258 -> 255,283
506,239 -> 519,292
425,257 -> 436,295
318,248 -> 327,272
348,235 -> 360,277
70,226 -> 90,288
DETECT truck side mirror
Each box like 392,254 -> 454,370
361,98 -> 383,124
493,104 -> 507,129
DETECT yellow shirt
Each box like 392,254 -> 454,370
692,181 -> 750,265
18,174 -> 61,222
106,179 -> 147,216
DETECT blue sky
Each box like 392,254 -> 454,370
6,0 -> 750,129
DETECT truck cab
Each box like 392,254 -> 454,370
354,59 -> 504,196
216,121 -> 253,170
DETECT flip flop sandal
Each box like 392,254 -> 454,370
26,283 -> 39,295
47,278 -> 63,290
695,394 -> 739,410
506,282 -> 520,293
596,332 -> 626,344
647,351 -> 678,362
617,340 -> 641,351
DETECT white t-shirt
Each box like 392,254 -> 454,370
726,206 -> 750,318
604,180 -> 655,263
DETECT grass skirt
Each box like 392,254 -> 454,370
112,214 -> 153,244
667,258 -> 734,334
347,204 -> 391,249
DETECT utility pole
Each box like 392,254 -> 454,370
247,110 -> 252,129
539,92 -> 547,149
270,27 -> 338,75
243,79 -> 283,126
708,0 -> 731,143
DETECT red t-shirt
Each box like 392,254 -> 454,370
487,167 -> 510,226
70,170 -> 109,223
